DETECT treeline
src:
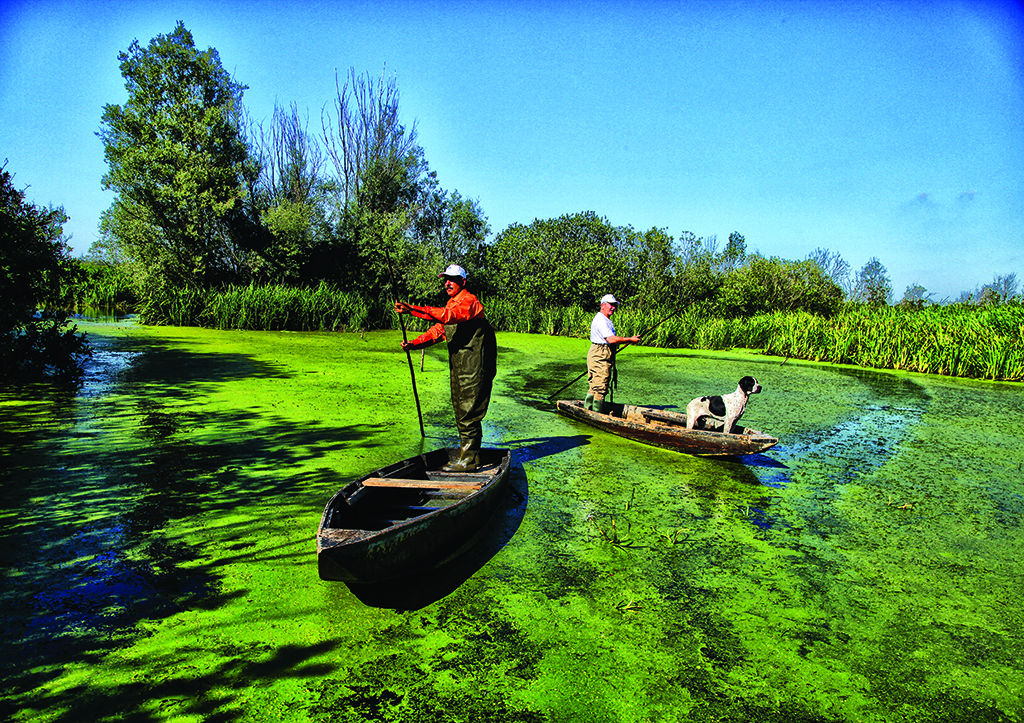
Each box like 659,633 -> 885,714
83,22 -> 886,326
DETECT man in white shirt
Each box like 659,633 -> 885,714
586,294 -> 641,414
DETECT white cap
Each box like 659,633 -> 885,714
600,294 -> 618,305
439,264 -> 467,280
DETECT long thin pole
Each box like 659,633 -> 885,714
547,303 -> 690,401
383,248 -> 426,437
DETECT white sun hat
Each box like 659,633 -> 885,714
439,264 -> 468,280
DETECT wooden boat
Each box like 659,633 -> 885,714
555,399 -> 778,457
316,447 -> 512,583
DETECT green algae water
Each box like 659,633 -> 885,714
1,320 -> 1022,722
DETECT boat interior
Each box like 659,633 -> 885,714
324,450 -> 507,531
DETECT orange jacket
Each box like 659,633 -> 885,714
407,289 -> 486,346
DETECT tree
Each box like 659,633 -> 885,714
409,189 -> 490,298
484,212 -> 632,309
624,227 -> 684,311
321,67 -> 443,296
717,255 -> 845,317
852,257 -> 892,306
807,247 -> 852,299
899,283 -> 932,310
98,22 -> 254,289
975,273 -> 1020,304
0,161 -> 89,381
249,102 -> 336,283
322,67 -> 424,209
720,231 -> 746,272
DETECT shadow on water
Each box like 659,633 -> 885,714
344,463 -> 531,610
0,332 -> 382,711
503,433 -> 593,462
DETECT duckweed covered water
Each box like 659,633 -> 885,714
1,321 -> 1022,722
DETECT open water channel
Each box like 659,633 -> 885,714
1,317 -> 1022,722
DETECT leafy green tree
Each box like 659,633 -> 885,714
321,67 -> 453,300
717,255 -> 845,317
243,101 -> 327,282
720,231 -> 746,271
98,21 -> 254,289
674,231 -> 724,307
0,162 -> 89,381
248,102 -> 338,283
852,257 -> 892,306
619,227 -> 685,311
407,189 -> 490,297
899,283 -> 932,310
484,212 -> 634,309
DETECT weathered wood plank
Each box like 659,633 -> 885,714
361,477 -> 482,490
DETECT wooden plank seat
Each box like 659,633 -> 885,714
361,477 -> 483,490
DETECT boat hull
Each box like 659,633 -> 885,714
316,447 -> 512,583
556,400 -> 777,456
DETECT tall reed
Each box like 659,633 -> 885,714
138,284 -> 1024,382
139,283 -> 388,332
499,302 -> 1023,381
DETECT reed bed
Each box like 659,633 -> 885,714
135,284 -> 1024,381
139,283 -> 387,332
499,302 -> 1024,382
750,305 -> 1024,380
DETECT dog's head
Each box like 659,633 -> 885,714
739,376 -> 761,395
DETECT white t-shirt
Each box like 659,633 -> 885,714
590,312 -> 616,345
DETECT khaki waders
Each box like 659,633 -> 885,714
586,343 -> 615,414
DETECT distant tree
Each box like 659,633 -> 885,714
409,189 -> 490,298
321,67 -> 449,296
720,231 -> 746,271
852,257 -> 892,306
257,102 -> 325,207
625,227 -> 684,311
717,254 -> 844,317
984,273 -> 1019,300
98,21 -> 254,289
899,283 -> 932,310
249,102 -> 337,283
807,247 -> 852,299
0,161 -> 89,381
954,273 -> 1019,305
322,67 -> 424,209
675,231 -> 723,305
483,212 -> 632,309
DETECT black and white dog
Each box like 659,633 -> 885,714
685,376 -> 762,433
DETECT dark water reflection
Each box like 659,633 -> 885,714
0,330 -> 378,704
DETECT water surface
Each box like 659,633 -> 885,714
1,320 -> 1021,722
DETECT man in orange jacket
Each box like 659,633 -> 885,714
395,264 -> 497,472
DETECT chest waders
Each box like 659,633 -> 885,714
443,317 -> 497,472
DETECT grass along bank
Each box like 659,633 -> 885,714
129,285 -> 1024,382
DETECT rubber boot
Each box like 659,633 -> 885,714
584,393 -> 595,411
593,394 -> 607,415
443,443 -> 479,472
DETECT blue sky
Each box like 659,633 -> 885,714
2,0 -> 1022,301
